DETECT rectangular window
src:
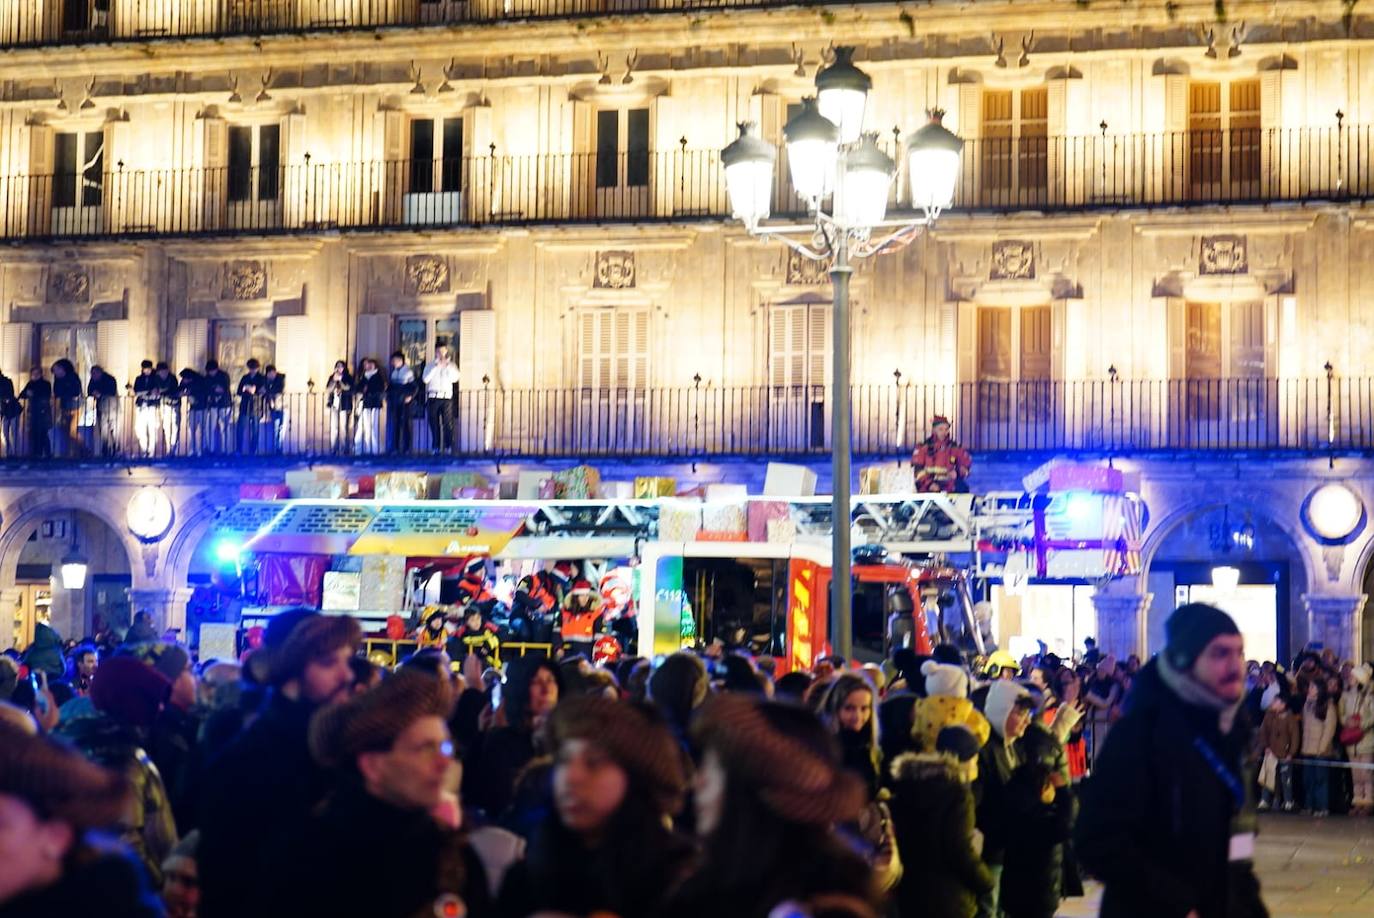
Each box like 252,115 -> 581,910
227,125 -> 281,203
595,108 -> 651,191
1188,79 -> 1259,197
1185,301 -> 1223,420
979,88 -> 1046,199
627,108 -> 650,188
54,133 -> 77,209
595,110 -> 619,189
212,319 -> 276,375
53,130 -> 103,211
396,315 -> 461,382
975,304 -> 1056,422
408,117 -> 463,195
409,119 -> 435,194
39,324 -> 97,384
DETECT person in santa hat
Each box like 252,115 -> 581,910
559,579 -> 604,661
913,414 -> 973,493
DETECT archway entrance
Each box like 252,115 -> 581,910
8,509 -> 133,650
1144,503 -> 1307,665
1361,562 -> 1374,665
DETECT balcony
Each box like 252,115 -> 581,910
0,127 -> 1369,243
3,377 -> 1367,464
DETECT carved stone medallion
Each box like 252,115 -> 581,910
1200,234 -> 1247,275
47,267 -> 91,304
785,249 -> 828,285
405,254 -> 451,296
990,240 -> 1036,280
594,251 -> 636,289
223,260 -> 267,300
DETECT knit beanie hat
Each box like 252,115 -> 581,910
118,641 -> 190,683
253,609 -> 362,687
309,670 -> 452,769
984,680 -> 1035,740
89,656 -> 171,730
1165,603 -> 1240,671
549,696 -> 687,816
0,723 -> 130,829
920,660 -> 970,699
692,694 -> 865,826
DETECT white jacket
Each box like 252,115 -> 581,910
1339,687 -> 1374,755
422,360 -> 460,396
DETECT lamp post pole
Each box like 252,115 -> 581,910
830,227 -> 853,659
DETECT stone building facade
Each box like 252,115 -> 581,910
0,0 -> 1371,661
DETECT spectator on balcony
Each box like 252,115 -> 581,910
385,350 -> 417,454
88,365 -> 120,458
180,368 -> 208,456
204,359 -> 232,454
913,414 -> 972,494
263,365 -> 286,454
154,363 -> 180,457
237,359 -> 266,455
354,357 -> 385,455
0,367 -> 20,458
326,360 -> 354,455
424,340 -> 460,454
50,359 -> 84,459
133,360 -> 160,458
19,367 -> 53,459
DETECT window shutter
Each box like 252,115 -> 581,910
630,307 -> 649,390
1165,74 -> 1189,133
459,310 -> 497,388
96,319 -> 130,391
955,301 -> 977,385
274,315 -> 312,391
173,318 -> 209,378
768,306 -> 794,388
282,111 -> 307,227
1157,296 -> 1186,380
1020,306 -> 1053,381
1,322 -> 33,381
957,82 -> 981,139
1229,301 -> 1265,380
355,313 -> 393,369
976,307 -> 1013,382
202,117 -> 228,231
26,125 -> 54,235
375,109 -> 405,223
1261,294 -> 1279,379
809,304 -> 831,387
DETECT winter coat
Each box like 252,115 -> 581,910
204,369 -> 232,408
326,368 -> 354,411
888,753 -> 993,918
973,735 -> 1019,866
274,781 -> 492,918
88,374 -> 119,401
1258,708 -> 1300,760
999,772 -> 1074,918
19,378 -> 52,420
1339,687 -> 1374,755
55,715 -> 179,888
0,837 -> 163,918
1075,659 -> 1268,918
912,694 -> 992,754
463,723 -> 540,821
1300,700 -> 1337,757
53,372 -> 82,407
357,369 -> 387,409
199,691 -> 333,918
21,622 -> 66,677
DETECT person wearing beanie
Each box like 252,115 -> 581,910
119,642 -> 200,832
0,722 -> 165,916
56,655 -> 178,887
198,609 -> 361,918
660,696 -> 878,918
913,659 -> 992,754
267,672 -> 491,918
1076,603 -> 1266,918
889,724 -> 994,918
497,696 -> 694,918
648,652 -> 709,752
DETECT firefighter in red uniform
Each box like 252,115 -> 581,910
912,414 -> 972,493
454,555 -> 497,614
559,579 -> 603,661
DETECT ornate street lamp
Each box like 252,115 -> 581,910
721,48 -> 963,660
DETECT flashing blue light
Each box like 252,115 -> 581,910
213,538 -> 243,565
1064,492 -> 1096,524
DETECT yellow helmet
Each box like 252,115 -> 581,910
985,650 -> 1019,675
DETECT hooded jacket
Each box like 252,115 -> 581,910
21,622 -> 66,677
1075,658 -> 1267,918
889,753 -> 993,918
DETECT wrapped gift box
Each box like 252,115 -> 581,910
553,465 -> 601,499
763,462 -> 817,497
659,502 -> 702,541
859,466 -> 886,495
701,502 -> 748,537
517,470 -> 553,500
705,483 -> 749,500
1023,459 -> 1125,494
321,571 -> 361,611
286,469 -> 336,493
456,486 -> 496,500
239,483 -> 289,500
748,500 -> 792,542
358,555 -> 406,611
634,476 -> 677,498
297,480 -> 346,499
767,517 -> 797,543
861,463 -> 914,495
440,472 -> 491,499
350,475 -> 375,499
601,481 -> 635,499
375,472 -> 429,501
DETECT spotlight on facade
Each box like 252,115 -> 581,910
1211,565 -> 1241,592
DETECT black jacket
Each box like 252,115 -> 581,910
179,373 -> 208,410
889,753 -> 993,918
973,733 -> 1018,866
19,378 -> 52,419
0,374 -> 17,417
0,837 -> 163,918
326,369 -> 354,412
89,374 -> 119,400
357,369 -> 387,410
1075,659 -> 1268,918
53,373 -> 82,407
154,372 -> 179,404
132,372 -> 158,406
204,369 -> 232,408
999,768 -> 1074,918
274,782 -> 492,918
263,373 -> 285,411
198,691 -> 333,918
236,371 -> 266,415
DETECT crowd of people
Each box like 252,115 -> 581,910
1,601 -> 1370,918
0,340 -> 464,461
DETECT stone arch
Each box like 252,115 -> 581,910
0,488 -> 141,592
164,490 -> 230,592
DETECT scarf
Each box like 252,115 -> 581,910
1158,654 -> 1244,735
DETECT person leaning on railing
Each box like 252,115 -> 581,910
237,359 -> 266,455
204,360 -> 232,455
88,365 -> 120,458
180,368 -> 209,457
51,359 -> 84,459
0,367 -> 20,458
325,360 -> 354,455
262,365 -> 286,454
133,360 -> 160,459
154,363 -> 180,457
19,367 -> 53,459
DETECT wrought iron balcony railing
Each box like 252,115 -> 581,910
1,376 -> 1364,463
0,127 -> 1369,242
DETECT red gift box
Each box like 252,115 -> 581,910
747,500 -> 791,543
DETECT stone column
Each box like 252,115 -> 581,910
1092,586 -> 1153,660
126,587 -> 196,642
1303,593 -> 1368,664
0,587 -> 20,650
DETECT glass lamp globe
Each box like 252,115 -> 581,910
815,47 -> 872,145
837,133 -> 895,230
783,97 -> 839,202
905,110 -> 964,216
721,122 -> 776,227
